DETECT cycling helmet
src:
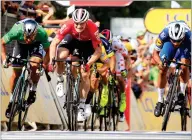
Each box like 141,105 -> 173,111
101,29 -> 112,41
169,22 -> 185,41
24,19 -> 38,37
72,8 -> 89,23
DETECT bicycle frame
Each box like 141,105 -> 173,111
161,58 -> 191,131
52,56 -> 85,131
6,55 -> 43,131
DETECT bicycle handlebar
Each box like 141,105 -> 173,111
5,54 -> 44,75
52,56 -> 86,67
162,56 -> 191,68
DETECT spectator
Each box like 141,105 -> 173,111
1,0 -> 20,16
17,0 -> 37,20
36,2 -> 53,24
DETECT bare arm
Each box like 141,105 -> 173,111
49,38 -> 61,64
42,8 -> 68,25
43,48 -> 50,66
152,49 -> 161,65
1,38 -> 7,61
87,46 -> 101,66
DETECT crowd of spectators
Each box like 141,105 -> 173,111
1,1 -> 56,24
122,30 -> 159,100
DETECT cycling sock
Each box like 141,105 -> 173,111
158,88 -> 165,103
85,91 -> 94,104
57,73 -> 64,82
180,82 -> 187,95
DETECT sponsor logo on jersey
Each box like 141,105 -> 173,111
160,31 -> 166,39
156,38 -> 162,46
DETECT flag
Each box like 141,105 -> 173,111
171,1 -> 181,8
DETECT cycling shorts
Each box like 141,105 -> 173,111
58,34 -> 95,63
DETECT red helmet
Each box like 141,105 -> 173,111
101,29 -> 112,41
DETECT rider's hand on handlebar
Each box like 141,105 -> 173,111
83,63 -> 90,72
158,61 -> 167,70
47,63 -> 54,72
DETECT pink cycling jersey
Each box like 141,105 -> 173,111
56,19 -> 101,49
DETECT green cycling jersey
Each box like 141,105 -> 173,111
3,19 -> 50,49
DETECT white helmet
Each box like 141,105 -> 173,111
72,8 -> 89,23
168,22 -> 185,41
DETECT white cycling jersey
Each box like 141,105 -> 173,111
111,36 -> 128,76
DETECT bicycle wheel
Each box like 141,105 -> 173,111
8,77 -> 24,131
162,77 -> 178,131
91,91 -> 100,131
66,75 -> 73,131
18,80 -> 29,131
180,94 -> 188,131
73,76 -> 80,131
112,86 -> 119,131
104,85 -> 113,131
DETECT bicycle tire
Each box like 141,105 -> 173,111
73,76 -> 80,131
18,80 -> 29,131
104,84 -> 115,131
90,94 -> 96,131
180,94 -> 187,131
91,91 -> 99,131
66,75 -> 73,131
162,76 -> 178,131
112,87 -> 120,131
8,77 -> 23,131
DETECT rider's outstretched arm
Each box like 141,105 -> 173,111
1,39 -> 7,62
49,37 -> 61,64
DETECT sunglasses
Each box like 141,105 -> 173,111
170,37 -> 184,44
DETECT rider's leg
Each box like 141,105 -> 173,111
157,68 -> 169,103
25,43 -> 46,106
78,68 -> 91,121
154,42 -> 176,117
85,70 -> 99,117
117,76 -> 126,112
55,47 -> 69,97
179,58 -> 190,93
99,65 -> 109,107
26,56 -> 43,106
176,44 -> 191,101
77,40 -> 96,121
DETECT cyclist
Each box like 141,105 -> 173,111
84,33 -> 116,118
152,21 -> 191,117
47,8 -> 102,122
101,29 -> 130,122
1,18 -> 50,118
